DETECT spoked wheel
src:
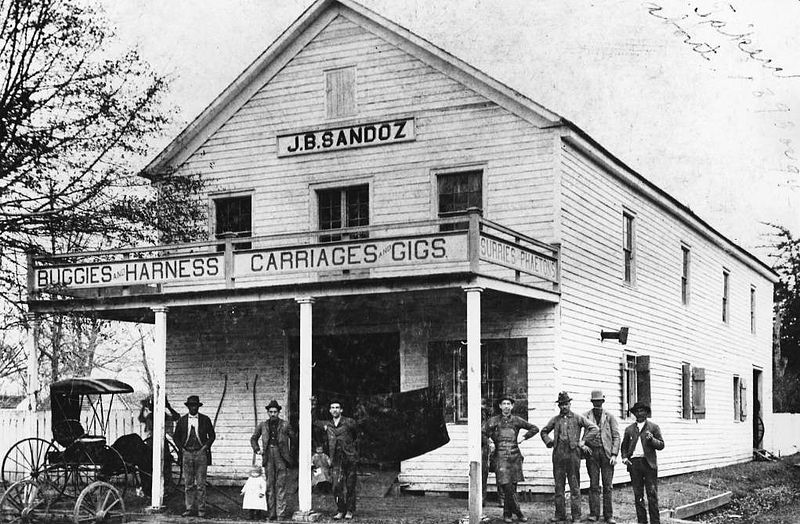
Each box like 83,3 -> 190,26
753,415 -> 765,448
165,438 -> 183,495
73,481 -> 125,524
56,443 -> 128,501
1,438 -> 59,488
0,479 -> 51,523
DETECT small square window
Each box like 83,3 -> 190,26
325,67 -> 356,119
214,195 -> 251,250
437,170 -> 482,231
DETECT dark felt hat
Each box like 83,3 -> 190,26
629,401 -> 651,416
265,399 -> 282,411
556,391 -> 572,404
185,395 -> 203,407
498,394 -> 516,404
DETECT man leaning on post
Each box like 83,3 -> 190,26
583,390 -> 620,523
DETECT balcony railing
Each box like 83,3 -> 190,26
28,212 -> 559,300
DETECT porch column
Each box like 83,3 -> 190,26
295,297 -> 315,517
464,286 -> 484,524
25,313 -> 40,436
150,306 -> 168,510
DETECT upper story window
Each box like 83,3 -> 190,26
750,285 -> 757,334
317,184 -> 369,242
214,194 -> 252,250
681,245 -> 691,305
437,170 -> 483,231
622,353 -> 650,418
622,211 -> 635,284
722,269 -> 730,323
325,66 -> 356,119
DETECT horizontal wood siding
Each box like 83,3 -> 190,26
176,14 -> 554,244
558,142 -> 774,483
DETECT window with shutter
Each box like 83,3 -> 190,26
635,355 -> 651,406
733,375 -> 741,421
621,354 -> 651,418
681,363 -> 692,419
692,367 -> 706,419
740,378 -> 748,421
325,66 -> 356,119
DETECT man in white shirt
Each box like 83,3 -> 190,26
173,395 -> 216,517
621,402 -> 664,524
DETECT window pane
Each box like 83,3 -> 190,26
215,196 -> 252,237
437,171 -> 482,215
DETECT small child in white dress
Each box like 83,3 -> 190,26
311,445 -> 332,493
241,466 -> 267,519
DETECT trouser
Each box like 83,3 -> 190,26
499,482 -> 522,518
332,459 -> 357,513
481,461 -> 488,506
553,446 -> 582,520
629,457 -> 660,524
264,446 -> 287,517
182,449 -> 208,512
586,446 -> 615,520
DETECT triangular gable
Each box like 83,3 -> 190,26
141,0 -> 564,178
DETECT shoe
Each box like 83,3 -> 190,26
268,515 -> 277,521
333,513 -> 344,520
344,512 -> 353,520
587,517 -> 598,523
550,519 -> 566,523
517,515 -> 528,522
604,519 -> 616,524
503,518 -> 513,523
181,510 -> 194,517
197,511 -> 205,518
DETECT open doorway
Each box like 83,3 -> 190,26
753,368 -> 763,448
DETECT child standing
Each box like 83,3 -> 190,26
311,445 -> 332,493
240,466 -> 267,519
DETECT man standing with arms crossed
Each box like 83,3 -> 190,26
174,395 -> 216,517
251,400 -> 294,521
583,390 -> 620,523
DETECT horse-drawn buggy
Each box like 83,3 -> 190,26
0,378 -> 180,523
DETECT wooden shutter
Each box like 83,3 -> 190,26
740,378 -> 748,421
635,355 -> 651,406
682,363 -> 692,419
325,67 -> 356,118
692,367 -> 706,419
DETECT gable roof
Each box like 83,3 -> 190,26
139,0 -> 777,281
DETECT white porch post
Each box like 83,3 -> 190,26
150,306 -> 168,510
295,297 -> 315,517
465,286 -> 484,524
25,313 -> 40,436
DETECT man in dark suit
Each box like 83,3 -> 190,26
173,395 -> 216,517
314,400 -> 359,520
251,400 -> 294,520
621,402 -> 665,524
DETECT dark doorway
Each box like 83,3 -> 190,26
753,368 -> 763,448
288,333 -> 400,461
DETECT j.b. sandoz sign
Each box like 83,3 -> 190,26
276,117 -> 415,157
235,234 -> 466,278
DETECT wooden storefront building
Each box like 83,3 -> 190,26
27,0 -> 777,515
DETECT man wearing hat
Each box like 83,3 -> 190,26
250,400 -> 294,520
621,402 -> 665,524
541,392 -> 599,523
582,390 -> 621,523
174,395 -> 216,517
482,394 -> 539,523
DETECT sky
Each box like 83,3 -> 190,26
102,0 -> 800,265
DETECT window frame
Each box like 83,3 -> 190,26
431,165 -> 487,226
621,353 -> 650,418
681,244 -> 691,305
622,210 -> 636,285
722,268 -> 730,324
733,374 -> 741,422
309,179 -> 372,242
210,191 -> 254,250
750,285 -> 757,334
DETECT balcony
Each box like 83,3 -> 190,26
28,212 -> 560,311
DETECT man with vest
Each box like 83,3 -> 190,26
582,390 -> 621,523
541,391 -> 599,523
621,402 -> 665,524
314,400 -> 359,520
250,400 -> 294,520
174,395 -> 216,517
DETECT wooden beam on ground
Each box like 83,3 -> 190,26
672,491 -> 733,520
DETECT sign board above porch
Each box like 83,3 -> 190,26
276,117 -> 415,157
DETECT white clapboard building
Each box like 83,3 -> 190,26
27,0 -> 776,504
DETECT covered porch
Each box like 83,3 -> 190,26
26,212 -> 560,523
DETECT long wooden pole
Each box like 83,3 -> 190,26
465,286 -> 483,524
151,306 -> 168,510
296,297 -> 315,515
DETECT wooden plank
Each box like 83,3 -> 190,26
672,491 -> 732,519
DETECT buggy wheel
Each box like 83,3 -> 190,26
165,438 -> 182,495
73,481 -> 125,524
1,438 -> 59,488
0,479 -> 51,523
97,446 -> 129,500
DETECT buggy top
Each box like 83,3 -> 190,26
50,378 -> 134,448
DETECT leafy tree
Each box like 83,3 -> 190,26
0,0 -> 206,390
767,224 -> 800,412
